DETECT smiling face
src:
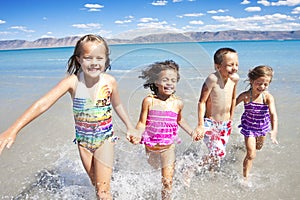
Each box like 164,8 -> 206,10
76,41 -> 107,79
216,52 -> 239,80
155,69 -> 178,98
251,76 -> 271,94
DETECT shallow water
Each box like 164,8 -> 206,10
0,41 -> 299,199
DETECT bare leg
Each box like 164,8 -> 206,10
94,158 -> 113,200
161,145 -> 175,200
93,140 -> 114,200
78,145 -> 95,185
243,136 -> 256,180
161,163 -> 175,200
256,136 -> 266,150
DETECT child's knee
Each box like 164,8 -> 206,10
246,151 -> 256,160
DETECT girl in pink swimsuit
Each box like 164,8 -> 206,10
133,60 -> 199,199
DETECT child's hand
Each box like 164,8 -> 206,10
0,130 -> 16,155
269,130 -> 278,144
193,127 -> 205,141
126,128 -> 141,145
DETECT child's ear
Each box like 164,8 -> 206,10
214,64 -> 220,71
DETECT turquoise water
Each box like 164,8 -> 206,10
0,40 -> 299,199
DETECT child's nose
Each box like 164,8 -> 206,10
233,65 -> 238,72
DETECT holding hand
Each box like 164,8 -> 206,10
126,128 -> 141,145
193,126 -> 205,141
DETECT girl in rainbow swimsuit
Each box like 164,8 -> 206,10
133,60 -> 200,200
0,34 -> 135,199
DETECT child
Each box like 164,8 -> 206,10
195,47 -> 239,169
133,60 -> 199,200
0,34 -> 135,199
236,65 -> 278,183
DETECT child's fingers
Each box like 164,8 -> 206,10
0,138 -> 13,155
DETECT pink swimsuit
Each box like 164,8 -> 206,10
140,109 -> 181,147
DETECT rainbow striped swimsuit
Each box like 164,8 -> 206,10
73,73 -> 113,151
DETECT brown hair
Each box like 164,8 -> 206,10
248,65 -> 274,83
67,34 -> 110,75
139,60 -> 180,95
214,47 -> 237,65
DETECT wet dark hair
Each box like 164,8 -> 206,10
214,47 -> 237,65
139,60 -> 180,95
67,34 -> 111,75
248,65 -> 274,83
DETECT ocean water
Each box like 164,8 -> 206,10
0,40 -> 299,199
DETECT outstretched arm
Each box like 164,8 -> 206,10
0,75 -> 76,155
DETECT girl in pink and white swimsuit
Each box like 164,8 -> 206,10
134,60 -> 199,200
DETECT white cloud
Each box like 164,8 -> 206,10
151,0 -> 168,6
40,34 -> 55,38
258,0 -> 300,6
72,23 -> 101,29
245,6 -> 262,12
207,9 -> 228,14
271,0 -> 300,6
84,3 -> 104,12
10,26 -> 35,33
241,0 -> 251,4
137,21 -> 168,29
139,18 -> 158,23
0,20 -> 6,24
178,13 -> 204,18
173,0 -> 182,2
0,31 -> 10,36
257,0 -> 271,6
115,20 -> 132,24
292,6 -> 300,14
208,13 -> 297,31
189,20 -> 204,25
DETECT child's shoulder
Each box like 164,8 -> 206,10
263,91 -> 275,103
208,72 -> 221,82
237,90 -> 251,103
102,73 -> 116,82
143,94 -> 154,104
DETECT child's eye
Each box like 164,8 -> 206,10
83,56 -> 92,60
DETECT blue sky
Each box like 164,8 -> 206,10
0,0 -> 300,41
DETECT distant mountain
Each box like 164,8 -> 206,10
0,30 -> 299,50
